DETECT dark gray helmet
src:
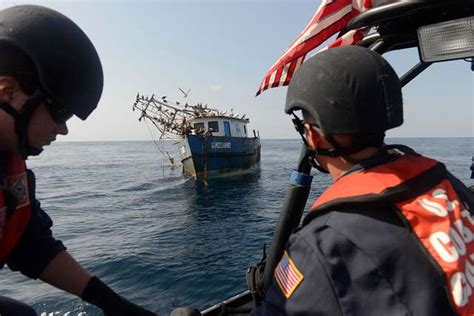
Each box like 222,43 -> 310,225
0,5 -> 103,120
285,46 -> 403,136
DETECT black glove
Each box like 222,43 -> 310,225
82,276 -> 156,316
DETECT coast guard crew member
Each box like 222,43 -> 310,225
0,5 -> 156,315
252,46 -> 474,315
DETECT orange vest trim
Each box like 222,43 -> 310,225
0,152 -> 32,261
312,154 -> 438,210
310,154 -> 474,314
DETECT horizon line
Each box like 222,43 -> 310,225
55,136 -> 474,143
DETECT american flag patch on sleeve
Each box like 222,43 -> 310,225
274,251 -> 304,298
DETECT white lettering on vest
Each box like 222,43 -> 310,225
430,231 -> 459,263
450,255 -> 474,307
461,209 -> 474,226
452,272 -> 469,307
454,219 -> 473,244
450,227 -> 467,256
419,198 -> 448,217
467,255 -> 474,288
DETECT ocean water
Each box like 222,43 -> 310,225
0,138 -> 472,315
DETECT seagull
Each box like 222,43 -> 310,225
179,88 -> 191,98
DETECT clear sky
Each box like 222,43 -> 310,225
2,0 -> 473,140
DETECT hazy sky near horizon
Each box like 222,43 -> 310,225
2,0 -> 472,140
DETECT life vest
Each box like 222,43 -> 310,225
309,153 -> 474,315
0,152 -> 31,261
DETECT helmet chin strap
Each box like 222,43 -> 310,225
292,112 -> 386,172
309,154 -> 330,174
292,113 -> 330,174
0,92 -> 44,159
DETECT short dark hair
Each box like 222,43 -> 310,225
302,109 -> 385,149
0,43 -> 39,95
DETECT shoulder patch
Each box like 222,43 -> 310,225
274,251 -> 304,298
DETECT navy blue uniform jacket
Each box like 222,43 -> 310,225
253,205 -> 457,315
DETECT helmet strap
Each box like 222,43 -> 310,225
292,112 -> 388,173
292,113 -> 329,174
0,91 -> 44,158
317,133 -> 385,160
314,145 -> 373,158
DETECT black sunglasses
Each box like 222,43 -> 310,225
43,95 -> 73,124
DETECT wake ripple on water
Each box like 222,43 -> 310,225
115,175 -> 189,195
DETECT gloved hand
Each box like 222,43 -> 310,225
82,276 -> 156,316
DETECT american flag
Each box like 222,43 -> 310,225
256,0 -> 395,96
274,251 -> 304,298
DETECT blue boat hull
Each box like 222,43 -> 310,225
180,135 -> 261,178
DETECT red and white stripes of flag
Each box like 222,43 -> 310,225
256,0 -> 387,96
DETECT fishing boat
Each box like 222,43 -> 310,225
132,94 -> 261,179
171,0 -> 473,315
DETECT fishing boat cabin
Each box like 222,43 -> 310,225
187,116 -> 256,139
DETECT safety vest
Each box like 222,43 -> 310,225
310,153 -> 474,315
0,152 -> 31,261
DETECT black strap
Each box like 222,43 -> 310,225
0,102 -> 20,119
314,142 -> 374,158
0,94 -> 44,158
245,245 -> 266,306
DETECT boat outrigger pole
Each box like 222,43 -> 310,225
262,146 -> 313,290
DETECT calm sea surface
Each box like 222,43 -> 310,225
0,138 -> 472,315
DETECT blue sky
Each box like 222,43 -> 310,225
2,0 -> 473,140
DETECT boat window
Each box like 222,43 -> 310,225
194,122 -> 205,132
224,121 -> 231,137
244,124 -> 247,135
208,121 -> 219,132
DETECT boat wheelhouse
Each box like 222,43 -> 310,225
180,115 -> 260,178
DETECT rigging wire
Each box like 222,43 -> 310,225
143,119 -> 176,175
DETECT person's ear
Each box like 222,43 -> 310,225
303,123 -> 321,150
0,76 -> 18,102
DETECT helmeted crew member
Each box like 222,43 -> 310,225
0,5 -> 156,315
252,46 -> 474,315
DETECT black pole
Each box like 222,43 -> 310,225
400,61 -> 432,88
263,146 -> 313,290
470,156 -> 474,179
